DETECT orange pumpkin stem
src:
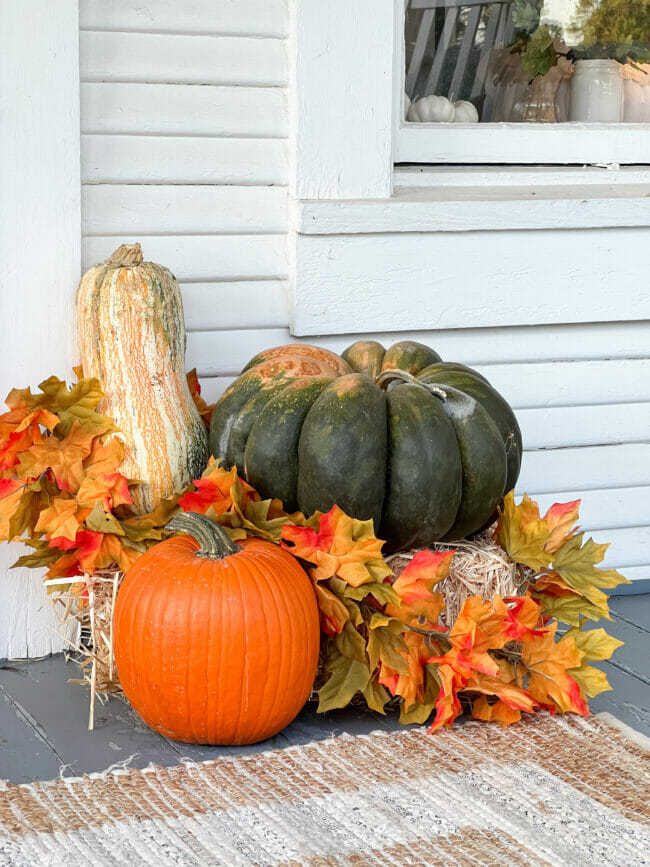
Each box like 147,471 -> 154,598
167,512 -> 239,560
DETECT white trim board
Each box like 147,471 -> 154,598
397,123 -> 650,166
297,185 -> 650,235
292,227 -> 650,336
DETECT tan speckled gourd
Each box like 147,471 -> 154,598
76,243 -> 208,514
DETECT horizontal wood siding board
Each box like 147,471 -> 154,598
612,565 -> 649,583
474,359 -> 650,409
81,136 -> 287,185
181,281 -> 289,331
528,486 -> 650,533
518,403 -> 650,449
186,334 -> 650,407
517,444 -> 650,495
81,83 -> 288,137
80,0 -> 289,38
293,230 -> 650,335
82,236 -> 287,281
81,185 -> 287,235
288,323 -> 650,365
582,526 -> 650,569
80,32 -> 287,87
199,376 -> 236,403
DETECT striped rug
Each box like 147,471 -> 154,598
1,713 -> 649,866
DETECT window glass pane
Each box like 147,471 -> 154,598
404,0 -> 650,123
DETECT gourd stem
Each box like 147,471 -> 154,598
167,512 -> 239,559
375,369 -> 447,400
106,243 -> 144,268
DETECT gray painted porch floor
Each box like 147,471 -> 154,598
1,595 -> 649,785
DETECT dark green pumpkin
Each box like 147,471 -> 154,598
208,340 -> 522,550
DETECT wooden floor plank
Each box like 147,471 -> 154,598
0,681 -> 61,783
0,657 -> 180,777
610,594 -> 650,633
1,593 -> 648,784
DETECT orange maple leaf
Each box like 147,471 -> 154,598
17,420 -> 96,492
544,499 -> 581,554
500,595 -> 546,641
77,472 -> 132,510
179,458 -> 258,516
465,669 -> 537,713
0,479 -> 26,541
429,663 -> 464,732
280,505 -> 390,587
315,582 -> 350,636
520,623 -> 588,715
34,495 -> 88,542
187,369 -> 214,430
385,550 -> 451,629
0,408 -> 59,473
48,529 -> 140,576
471,695 -> 523,726
82,435 -> 125,478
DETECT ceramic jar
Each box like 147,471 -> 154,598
569,59 -> 623,122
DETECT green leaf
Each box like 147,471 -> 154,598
367,626 -> 408,674
334,622 -> 368,664
361,678 -> 390,714
343,581 -> 399,607
317,645 -> 371,712
513,0 -> 543,34
85,502 -> 125,536
12,543 -> 61,569
536,592 -> 612,626
399,701 -> 436,725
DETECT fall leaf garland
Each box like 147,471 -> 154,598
0,372 -> 629,730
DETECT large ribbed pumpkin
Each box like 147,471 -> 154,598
209,340 -> 523,551
114,512 -> 319,745
76,243 -> 207,513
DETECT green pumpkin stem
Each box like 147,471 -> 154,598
167,512 -> 239,559
375,369 -> 447,400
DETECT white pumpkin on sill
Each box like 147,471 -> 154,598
408,95 -> 479,124
452,100 -> 479,123
408,95 -> 455,122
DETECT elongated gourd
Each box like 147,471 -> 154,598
76,243 -> 207,513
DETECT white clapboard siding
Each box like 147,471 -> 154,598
184,322 -> 650,365
588,527 -> 650,569
82,186 -> 287,235
181,282 -> 290,331
474,360 -> 650,409
80,0 -> 289,38
80,31 -> 287,87
81,83 -> 288,137
530,487 -> 650,532
81,136 -> 287,185
82,236 -> 287,281
517,444 -> 650,494
517,404 -> 650,450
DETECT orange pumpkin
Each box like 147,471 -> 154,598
113,512 -> 320,745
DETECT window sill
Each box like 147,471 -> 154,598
297,181 -> 650,235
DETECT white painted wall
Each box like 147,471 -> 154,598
0,2 -> 82,658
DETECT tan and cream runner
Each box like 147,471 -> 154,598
1,713 -> 649,866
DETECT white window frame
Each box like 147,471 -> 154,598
395,0 -> 650,165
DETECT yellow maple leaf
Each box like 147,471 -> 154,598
496,492 -> 552,571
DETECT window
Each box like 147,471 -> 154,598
397,0 -> 650,163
